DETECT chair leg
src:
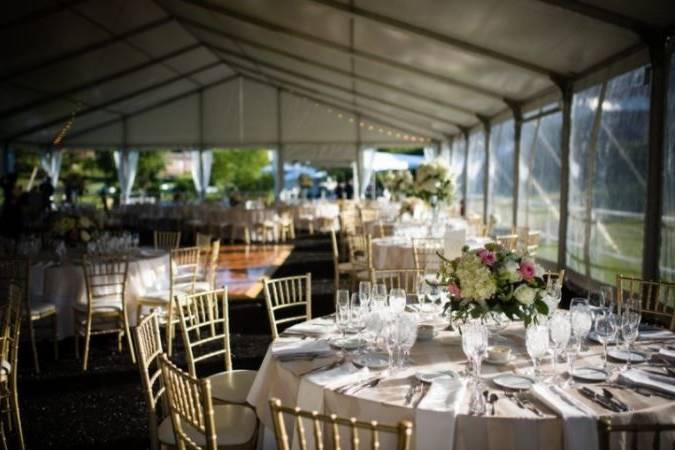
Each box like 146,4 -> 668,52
27,320 -> 39,374
73,318 -> 80,359
166,302 -> 174,356
123,310 -> 136,364
10,382 -> 24,450
52,314 -> 59,360
82,323 -> 92,371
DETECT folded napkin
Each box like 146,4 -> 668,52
531,384 -> 598,450
271,337 -> 332,358
658,348 -> 675,363
618,368 -> 675,396
639,328 -> 675,341
415,377 -> 467,450
285,321 -> 335,337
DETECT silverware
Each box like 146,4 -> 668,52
505,392 -> 540,416
412,381 -> 431,409
353,376 -> 381,394
578,387 -> 621,412
600,388 -> 630,412
298,358 -> 344,376
515,393 -> 543,417
489,393 -> 498,416
336,375 -> 379,394
405,378 -> 420,405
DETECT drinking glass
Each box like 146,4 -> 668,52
359,281 -> 372,310
565,336 -> 579,387
383,319 -> 400,372
542,283 -> 562,317
571,303 -> 593,352
461,322 -> 488,383
526,324 -> 550,378
372,283 -> 387,310
350,293 -> 366,344
549,311 -> 571,381
599,286 -> 617,314
397,313 -> 418,368
336,289 -> 350,337
594,311 -> 618,370
620,311 -> 640,370
389,288 -> 407,313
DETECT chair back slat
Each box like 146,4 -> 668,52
369,269 -> 422,294
82,255 -> 128,310
264,273 -> 312,339
269,398 -> 413,450
617,275 -> 675,330
170,247 -> 201,294
159,355 -> 217,450
154,230 -> 181,250
178,289 -> 232,375
597,417 -> 675,450
496,234 -> 519,251
347,234 -> 372,269
412,237 -> 444,272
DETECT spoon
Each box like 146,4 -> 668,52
489,393 -> 498,415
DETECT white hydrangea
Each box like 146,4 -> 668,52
455,253 -> 497,301
513,284 -> 537,305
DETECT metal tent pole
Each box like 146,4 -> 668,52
555,79 -> 573,271
507,102 -> 522,229
479,116 -> 491,224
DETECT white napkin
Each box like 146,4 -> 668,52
271,337 -> 332,358
285,320 -> 335,336
531,383 -> 598,450
415,377 -> 467,450
618,368 -> 675,396
658,348 -> 675,363
639,328 -> 675,341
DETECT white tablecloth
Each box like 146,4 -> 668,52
371,235 -> 492,269
30,248 -> 170,338
247,318 -> 675,450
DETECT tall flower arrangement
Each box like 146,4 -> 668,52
50,213 -> 99,245
438,243 -> 548,326
382,170 -> 414,200
414,159 -> 454,206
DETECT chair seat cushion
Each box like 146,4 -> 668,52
30,302 -> 57,320
158,404 -> 257,446
337,262 -> 353,272
207,370 -> 257,404
193,281 -> 213,292
73,301 -> 122,313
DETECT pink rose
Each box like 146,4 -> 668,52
448,283 -> 461,297
478,249 -> 496,266
519,260 -> 536,281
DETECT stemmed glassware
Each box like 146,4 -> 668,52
359,281 -> 372,311
397,313 -> 418,368
594,310 -> 618,370
620,310 -> 641,371
336,289 -> 350,338
542,282 -> 562,318
461,321 -> 488,415
350,293 -> 366,346
526,324 -> 550,378
549,311 -> 571,382
371,283 -> 387,310
570,301 -> 593,355
389,288 -> 406,313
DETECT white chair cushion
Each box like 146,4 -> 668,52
30,302 -> 56,320
158,404 -> 257,446
207,370 -> 257,404
73,301 -> 122,313
337,262 -> 353,272
193,281 -> 213,292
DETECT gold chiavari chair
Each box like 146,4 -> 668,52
466,216 -> 485,236
196,233 -> 213,251
616,275 -> 675,331
278,211 -> 296,242
369,268 -> 423,294
346,234 -> 372,286
543,270 -> 566,289
597,417 -> 675,450
154,230 -> 181,250
412,237 -> 445,272
0,256 -> 58,373
330,230 -> 354,292
195,240 -> 221,292
339,209 -> 359,238
269,398 -> 413,450
76,254 -> 135,370
133,312 -> 169,450
158,354 -> 258,450
137,246 -> 201,355
263,273 -> 312,339
496,234 -> 519,251
0,285 -> 25,450
177,289 -> 258,407
526,231 -> 540,255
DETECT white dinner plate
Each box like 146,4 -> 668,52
571,366 -> 609,382
352,353 -> 389,370
492,374 -> 535,390
330,337 -> 363,350
607,349 -> 648,363
415,370 -> 458,383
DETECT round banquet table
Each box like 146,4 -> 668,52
371,236 -> 493,269
247,317 -> 675,450
30,247 -> 170,339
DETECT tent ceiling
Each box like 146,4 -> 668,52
1,0 -> 673,155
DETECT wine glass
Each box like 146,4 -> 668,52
565,336 -> 579,387
372,283 -> 387,310
549,311 -> 571,381
461,321 -> 488,415
350,293 -> 366,346
543,282 -> 562,317
620,311 -> 640,371
389,288 -> 406,313
359,281 -> 372,310
526,324 -> 550,378
594,311 -> 618,370
571,302 -> 593,353
336,289 -> 350,337
397,313 -> 418,368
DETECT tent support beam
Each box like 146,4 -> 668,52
179,0 -> 510,102
0,0 -> 89,31
211,47 -> 463,128
176,16 -> 478,117
506,101 -> 523,229
555,78 -> 573,271
0,43 -> 201,120
275,88 -> 284,199
306,0 -> 561,78
478,116 -> 491,224
460,127 -> 470,218
5,60 -> 224,142
0,17 -> 173,84
642,37 -> 671,280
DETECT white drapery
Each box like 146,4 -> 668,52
439,140 -> 452,165
191,149 -> 214,199
40,149 -> 63,187
113,149 -> 139,204
359,147 -> 377,199
423,145 -> 438,161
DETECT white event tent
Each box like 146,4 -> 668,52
1,0 -> 674,286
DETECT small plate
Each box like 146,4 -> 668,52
607,349 -> 648,363
352,353 -> 389,370
492,373 -> 535,390
330,337 -> 363,350
485,354 -> 515,365
571,366 -> 609,382
415,370 -> 458,383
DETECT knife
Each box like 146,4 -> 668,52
579,387 -> 621,412
600,388 -> 630,412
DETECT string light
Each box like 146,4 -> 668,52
52,102 -> 82,145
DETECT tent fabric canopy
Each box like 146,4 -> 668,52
1,0 -> 673,163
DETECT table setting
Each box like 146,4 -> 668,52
248,244 -> 675,450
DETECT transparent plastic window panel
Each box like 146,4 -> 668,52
466,131 -> 486,219
488,119 -> 514,232
450,137 -> 465,207
661,60 -> 675,283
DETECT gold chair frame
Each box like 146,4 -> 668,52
597,417 -> 675,450
412,237 -> 445,272
263,273 -> 312,339
369,268 -> 423,294
0,285 -> 25,450
154,230 -> 181,250
616,275 -> 675,330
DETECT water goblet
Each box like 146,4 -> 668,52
372,283 -> 387,310
389,288 -> 406,314
397,313 -> 418,368
526,324 -> 550,379
594,311 -> 618,370
620,311 -> 640,371
359,281 -> 372,310
336,289 -> 350,337
571,304 -> 593,352
549,311 -> 571,382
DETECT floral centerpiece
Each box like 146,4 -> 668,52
50,213 -> 99,245
438,243 -> 548,326
414,159 -> 454,206
399,197 -> 425,218
382,170 -> 414,200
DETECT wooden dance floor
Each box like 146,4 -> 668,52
214,244 -> 294,300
